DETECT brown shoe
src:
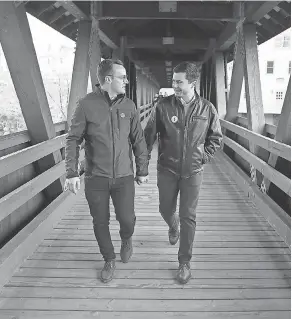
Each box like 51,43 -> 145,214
120,237 -> 133,263
176,263 -> 191,284
100,260 -> 116,283
168,215 -> 179,245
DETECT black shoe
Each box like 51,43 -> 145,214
168,216 -> 179,245
100,260 -> 116,283
120,237 -> 133,263
176,263 -> 191,284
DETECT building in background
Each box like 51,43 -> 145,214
227,28 -> 291,124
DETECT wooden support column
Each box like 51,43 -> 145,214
223,53 -> 229,104
89,16 -> 101,91
67,20 -> 91,126
136,69 -> 142,108
225,27 -> 244,122
263,77 -> 291,193
242,23 -> 266,185
0,2 -> 63,200
213,52 -> 227,118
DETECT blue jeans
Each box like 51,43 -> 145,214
157,169 -> 203,264
85,175 -> 135,261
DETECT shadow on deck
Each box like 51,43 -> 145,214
0,148 -> 290,319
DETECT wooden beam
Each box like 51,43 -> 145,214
45,6 -> 66,24
242,23 -> 266,186
89,2 -> 102,90
242,24 -> 265,135
263,77 -> 291,192
213,52 -> 227,119
57,1 -> 87,20
205,1 -> 281,60
245,1 -> 284,23
58,1 -> 118,49
97,1 -> 236,21
126,37 -> 209,50
203,38 -> 216,63
225,27 -> 244,122
131,51 -> 202,62
0,2 -> 63,200
67,21 -> 91,126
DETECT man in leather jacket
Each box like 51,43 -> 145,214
144,62 -> 222,284
64,59 -> 149,283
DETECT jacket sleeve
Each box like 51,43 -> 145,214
143,105 -> 158,160
129,107 -> 149,177
65,100 -> 86,178
203,104 -> 223,163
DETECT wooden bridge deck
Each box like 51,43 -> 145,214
0,148 -> 290,319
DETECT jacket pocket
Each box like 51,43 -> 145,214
118,110 -> 131,138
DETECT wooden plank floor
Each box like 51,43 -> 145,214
0,147 -> 291,319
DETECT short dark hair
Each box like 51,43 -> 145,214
97,59 -> 124,85
173,62 -> 201,83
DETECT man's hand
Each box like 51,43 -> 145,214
64,177 -> 81,194
135,175 -> 149,185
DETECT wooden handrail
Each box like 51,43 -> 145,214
223,136 -> 291,196
220,119 -> 291,161
0,161 -> 65,222
0,121 -> 67,151
0,134 -> 66,179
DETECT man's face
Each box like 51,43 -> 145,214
107,64 -> 128,95
172,72 -> 194,97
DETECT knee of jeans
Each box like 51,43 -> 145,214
119,215 -> 136,227
92,216 -> 110,227
180,214 -> 196,225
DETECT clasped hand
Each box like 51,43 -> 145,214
135,175 -> 149,185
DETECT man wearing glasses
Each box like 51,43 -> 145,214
64,59 -> 149,283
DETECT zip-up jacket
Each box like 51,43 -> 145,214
65,88 -> 149,179
144,92 -> 222,178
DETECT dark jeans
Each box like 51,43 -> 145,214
157,169 -> 203,264
84,175 -> 135,262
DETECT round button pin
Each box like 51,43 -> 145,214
171,116 -> 178,123
120,113 -> 125,118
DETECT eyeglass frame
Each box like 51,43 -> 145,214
107,74 -> 129,82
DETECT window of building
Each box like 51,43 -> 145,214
276,91 -> 284,100
266,61 -> 274,74
283,35 -> 291,48
289,61 -> 291,74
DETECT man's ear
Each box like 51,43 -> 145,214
105,76 -> 111,83
190,81 -> 196,88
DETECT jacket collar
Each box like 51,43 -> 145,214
95,85 -> 125,105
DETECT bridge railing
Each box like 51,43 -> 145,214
220,117 -> 291,245
220,119 -> 290,196
139,103 -> 153,122
0,103 -> 154,246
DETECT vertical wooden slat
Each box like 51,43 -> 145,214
0,2 -> 63,200
214,52 -> 227,119
67,21 -> 91,126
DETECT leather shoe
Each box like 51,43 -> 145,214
168,215 -> 179,245
120,237 -> 133,263
101,260 -> 116,283
176,263 -> 191,284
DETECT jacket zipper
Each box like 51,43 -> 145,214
110,107 -> 115,179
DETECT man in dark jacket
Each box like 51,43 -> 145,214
64,59 -> 149,283
144,62 -> 222,284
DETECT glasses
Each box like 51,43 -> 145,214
108,74 -> 128,82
